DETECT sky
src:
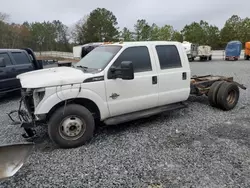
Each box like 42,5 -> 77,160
0,0 -> 249,31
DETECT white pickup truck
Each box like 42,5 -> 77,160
9,41 -> 246,148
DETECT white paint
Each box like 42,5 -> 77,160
17,66 -> 93,88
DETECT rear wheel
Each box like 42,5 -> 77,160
48,104 -> 95,148
209,56 -> 212,61
208,81 -> 224,107
216,82 -> 239,111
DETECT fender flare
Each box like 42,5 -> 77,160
35,88 -> 110,120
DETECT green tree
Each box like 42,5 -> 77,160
134,19 -> 152,41
171,30 -> 183,42
82,8 -> 119,43
240,18 -> 250,45
72,15 -> 89,44
52,20 -> 70,51
150,23 -> 160,40
181,20 -> 220,48
220,15 -> 242,46
158,24 -> 174,40
121,27 -> 134,41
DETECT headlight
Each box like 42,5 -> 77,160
33,88 -> 45,107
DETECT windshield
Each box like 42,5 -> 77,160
75,45 -> 122,71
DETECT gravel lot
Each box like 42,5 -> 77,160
0,60 -> 250,188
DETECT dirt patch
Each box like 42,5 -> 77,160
207,118 -> 250,148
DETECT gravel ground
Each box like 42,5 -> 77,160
0,60 -> 250,188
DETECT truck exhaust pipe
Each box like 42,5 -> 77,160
0,142 -> 34,180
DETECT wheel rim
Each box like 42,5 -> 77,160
227,90 -> 236,105
59,116 -> 86,141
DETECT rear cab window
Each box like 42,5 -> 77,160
155,45 -> 182,70
0,53 -> 12,66
11,52 -> 32,65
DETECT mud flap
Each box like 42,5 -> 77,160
0,142 -> 34,180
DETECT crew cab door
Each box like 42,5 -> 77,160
152,44 -> 190,105
10,51 -> 34,76
0,53 -> 19,92
104,45 -> 159,117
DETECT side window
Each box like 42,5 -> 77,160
155,45 -> 182,69
113,46 -> 152,73
0,53 -> 12,66
11,52 -> 31,65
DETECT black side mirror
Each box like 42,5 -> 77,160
0,58 -> 6,67
37,60 -> 44,69
120,61 -> 134,80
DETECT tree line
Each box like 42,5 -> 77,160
0,9 -> 250,52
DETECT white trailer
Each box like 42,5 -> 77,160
182,41 -> 199,62
198,45 -> 212,61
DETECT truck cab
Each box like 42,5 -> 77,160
16,41 -> 191,148
225,40 -> 242,61
0,48 -> 42,97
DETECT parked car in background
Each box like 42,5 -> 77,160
198,45 -> 212,61
0,48 -> 43,97
182,41 -> 199,62
244,41 -> 250,60
225,40 -> 242,61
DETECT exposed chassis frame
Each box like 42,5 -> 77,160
190,75 -> 247,95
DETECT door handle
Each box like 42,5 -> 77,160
152,76 -> 157,84
182,72 -> 187,80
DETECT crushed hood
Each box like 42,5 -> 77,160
17,66 -> 91,88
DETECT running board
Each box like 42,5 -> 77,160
104,102 -> 188,125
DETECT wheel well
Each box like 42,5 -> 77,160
46,98 -> 101,122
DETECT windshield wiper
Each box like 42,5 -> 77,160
75,65 -> 89,71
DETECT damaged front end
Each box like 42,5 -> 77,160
8,88 -> 45,141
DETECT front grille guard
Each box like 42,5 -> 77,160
7,96 -> 37,140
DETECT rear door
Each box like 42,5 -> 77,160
152,44 -> 190,106
10,51 -> 34,76
0,52 -> 19,92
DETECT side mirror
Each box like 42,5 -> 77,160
0,58 -> 6,67
120,61 -> 134,80
37,60 -> 44,69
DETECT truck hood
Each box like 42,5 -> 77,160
17,66 -> 92,88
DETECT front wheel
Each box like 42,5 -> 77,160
48,104 -> 95,148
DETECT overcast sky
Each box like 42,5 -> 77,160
1,0 -> 249,31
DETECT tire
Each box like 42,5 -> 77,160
247,55 -> 250,60
216,82 -> 240,111
48,104 -> 95,148
209,56 -> 212,61
208,81 -> 224,107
